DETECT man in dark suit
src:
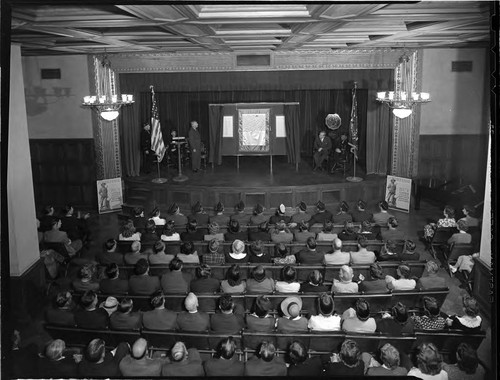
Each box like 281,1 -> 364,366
78,339 -> 129,378
142,291 -> 178,330
331,131 -> 350,172
309,201 -> 332,225
45,291 -> 76,326
176,293 -> 210,332
188,120 -> 202,172
249,221 -> 271,242
99,263 -> 129,295
204,337 -> 245,376
96,238 -> 124,265
296,237 -> 325,265
244,341 -> 287,376
119,338 -> 165,377
141,123 -> 154,174
313,130 -> 332,171
110,298 -> 142,330
128,259 -> 161,295
74,290 -> 109,329
210,295 -> 245,334
38,339 -> 79,378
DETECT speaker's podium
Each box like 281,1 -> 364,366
172,136 -> 188,182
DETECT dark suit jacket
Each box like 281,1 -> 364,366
204,356 -> 245,377
210,312 -> 244,334
309,211 -> 333,225
38,356 -> 79,379
417,274 -> 447,290
177,311 -> 210,332
110,311 -> 142,330
45,307 -> 76,326
296,249 -> 325,264
245,314 -> 276,332
132,216 -> 147,231
244,357 -> 287,377
74,308 -> 109,329
224,231 -> 249,242
99,278 -> 129,294
128,274 -> 161,295
96,251 -> 125,265
160,271 -> 192,294
288,356 -> 324,377
359,279 -> 389,293
180,230 -> 205,242
248,230 -> 271,241
142,308 -> 178,330
78,342 -> 129,378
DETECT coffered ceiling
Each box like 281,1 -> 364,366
10,2 -> 492,56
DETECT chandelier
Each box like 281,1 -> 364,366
82,55 -> 134,121
376,52 -> 430,119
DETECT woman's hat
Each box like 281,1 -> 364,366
215,201 -> 224,213
254,203 -> 264,214
298,201 -> 307,212
208,238 -> 220,252
340,201 -> 349,212
232,239 -> 245,254
236,200 -> 245,212
278,204 -> 286,214
192,201 -> 202,213
281,296 -> 302,318
316,201 -> 325,211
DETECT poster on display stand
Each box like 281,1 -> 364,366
97,178 -> 123,214
385,175 -> 412,213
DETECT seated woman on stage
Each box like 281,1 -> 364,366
446,295 -> 482,333
424,205 -> 456,241
118,219 -> 141,241
220,264 -> 246,293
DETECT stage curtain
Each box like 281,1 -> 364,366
208,105 -> 224,164
283,104 -> 301,164
366,103 -> 392,174
118,89 -> 142,177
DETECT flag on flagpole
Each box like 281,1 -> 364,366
349,82 -> 359,160
150,86 -> 167,162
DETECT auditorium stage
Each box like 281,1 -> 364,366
124,156 -> 387,213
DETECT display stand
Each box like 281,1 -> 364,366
151,158 -> 168,183
172,137 -> 188,182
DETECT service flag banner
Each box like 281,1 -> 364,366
150,86 -> 167,162
349,82 -> 359,160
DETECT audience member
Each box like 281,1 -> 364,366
381,216 -> 405,241
209,201 -> 230,227
124,241 -> 148,265
140,219 -> 160,244
220,264 -> 246,293
249,221 -> 271,241
323,339 -> 366,376
287,340 -> 323,376
399,239 -> 421,261
365,343 -> 408,376
204,337 -> 245,376
316,219 -> 338,241
350,236 -> 376,264
250,203 -> 268,228
149,207 -> 166,226
189,201 -> 210,229
244,341 -> 287,376
38,339 -> 79,378
181,218 -> 205,241
247,265 -> 275,293
204,221 -> 225,241
449,252 -> 480,275
39,205 -> 56,232
407,343 -> 448,380
378,239 -> 400,261
300,269 -> 330,293
161,220 -> 180,241
160,257 -> 192,294
60,204 -> 89,241
142,290 -> 178,330
277,296 -> 308,333
99,263 -> 129,294
424,205 -> 456,241
290,201 -> 312,224
202,238 -> 225,265
269,203 -> 291,225
248,240 -> 272,263
162,341 -> 205,377
447,219 -> 472,245
177,292 -> 210,332
458,205 -> 480,228
308,293 -> 341,331
296,237 -> 325,264
418,260 -> 447,289
72,263 -> 99,292
332,201 -> 353,225
224,239 -> 249,264
293,220 -> 315,246
309,200 -> 332,225
119,219 -> 141,241
350,200 -> 373,223
231,200 -> 251,226
412,296 -> 447,330
357,219 -> 377,240
224,220 -> 248,242
324,238 -> 350,265
110,298 -> 142,330
190,264 -> 220,294
132,206 -> 147,230
119,338 -> 164,377
45,291 -> 76,326
377,302 -> 415,335
372,200 -> 394,227
446,295 -> 482,332
442,342 -> 485,380
128,259 -> 161,295
272,243 -> 296,264
74,290 -> 109,329
210,294 -> 244,334
178,241 -> 200,263
246,295 -> 276,332
385,264 -> 416,290
338,221 -> 358,241
97,238 -> 124,265
44,217 -> 82,257
332,265 -> 359,293
149,240 -> 175,265
165,202 -> 188,227
275,265 -> 300,293
99,296 -> 118,316
341,298 -> 376,333
358,263 -> 389,293
78,338 -> 129,378
271,220 -> 294,244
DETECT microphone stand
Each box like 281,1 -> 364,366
346,143 -> 363,182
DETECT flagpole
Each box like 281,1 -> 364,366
346,81 -> 363,182
152,156 -> 167,183
150,85 -> 168,184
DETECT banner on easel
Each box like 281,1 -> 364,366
97,178 -> 123,214
385,175 -> 412,213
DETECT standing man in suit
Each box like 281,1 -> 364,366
141,123 -> 154,174
188,120 -> 202,172
313,130 -> 332,171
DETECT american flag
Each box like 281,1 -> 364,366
349,82 -> 359,160
150,86 -> 167,162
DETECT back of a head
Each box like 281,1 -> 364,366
145,219 -> 156,232
184,292 -> 198,312
105,238 -> 117,251
229,219 -> 240,233
385,240 -> 397,254
132,338 -> 148,360
333,238 -> 342,251
355,298 -> 370,321
417,343 -> 442,376
181,241 -> 195,255
339,265 -> 354,282
306,236 -> 317,249
379,200 -> 389,211
169,257 -> 183,271
45,339 -> 66,361
308,270 -> 323,286
444,205 -> 455,218
187,218 -> 198,232
232,239 -> 245,254
426,260 -> 439,275
357,235 -> 368,248
463,295 -> 479,317
55,291 -> 72,308
340,339 -> 360,366
289,340 -> 307,365
131,240 -> 141,253
318,293 -> 334,316
226,264 -> 241,285
259,221 -> 269,232
398,264 -> 411,279
369,263 -> 384,280
259,341 -> 276,362
171,341 -> 188,362
298,220 -> 309,232
388,216 -> 398,228
252,265 -> 266,282
275,243 -> 288,258
150,207 -> 160,218
357,200 -> 366,210
208,221 -> 220,235
252,295 -> 272,318
105,263 -> 119,279
219,294 -> 234,312
78,264 -> 94,280
208,238 -> 220,253
380,343 -> 400,369
456,343 -> 479,374
85,338 -> 105,363
196,264 -> 211,279
153,240 -> 165,254
133,207 -> 144,217
344,221 -> 355,233
134,258 -> 149,275
118,298 -> 133,313
150,290 -> 165,309
404,239 -> 416,253
164,220 -> 176,235
80,290 -> 97,309
392,302 -> 408,323
217,337 -> 236,360
323,219 -> 333,232
457,219 -> 469,232
423,296 -> 440,317
282,265 -> 296,283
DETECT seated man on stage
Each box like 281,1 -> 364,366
167,130 -> 179,165
313,130 -> 332,171
330,131 -> 349,173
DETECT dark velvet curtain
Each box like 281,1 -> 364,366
366,101 -> 392,174
284,104 -> 301,164
208,105 -> 223,165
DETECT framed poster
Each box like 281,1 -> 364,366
385,175 -> 412,213
97,178 -> 123,214
238,108 -> 270,152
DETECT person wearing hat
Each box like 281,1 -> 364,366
77,338 -> 130,378
244,341 -> 287,376
291,201 -> 312,225
312,130 -> 332,171
230,200 -> 252,226
272,243 -> 296,265
275,265 -> 301,293
308,293 -> 341,331
99,263 -> 129,295
338,221 -> 358,241
356,219 -> 377,240
176,292 -> 210,332
250,203 -> 268,230
332,201 -> 353,225
458,205 -> 481,228
247,265 -> 275,293
350,236 -> 376,264
180,218 -> 205,241
75,290 -> 109,329
341,298 -> 376,333
124,241 -> 149,265
165,202 -> 188,227
398,239 -> 421,261
209,201 -> 230,227
190,264 -> 220,311
372,200 -> 394,227
309,200 -> 333,226
160,257 -> 192,294
249,221 -> 271,242
162,341 -> 205,377
350,200 -> 373,223
128,258 -> 161,295
189,201 -> 209,230
332,265 -> 359,293
110,298 -> 142,331
296,237 -> 325,265
210,294 -> 245,334
377,240 -> 400,262
276,296 -> 308,333
246,295 -> 276,332
300,270 -> 330,293
142,290 -> 178,331
224,219 -> 249,242
204,221 -> 225,242
45,291 -> 76,326
224,239 -> 249,264
358,263 -> 389,293
119,338 -> 165,377
269,203 -> 291,225
316,219 -> 338,242
324,238 -> 350,265
202,238 -> 225,265
204,337 -> 245,377
381,216 -> 406,241
270,220 -> 294,244
385,264 -> 416,290
248,240 -> 271,263
149,207 -> 166,226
